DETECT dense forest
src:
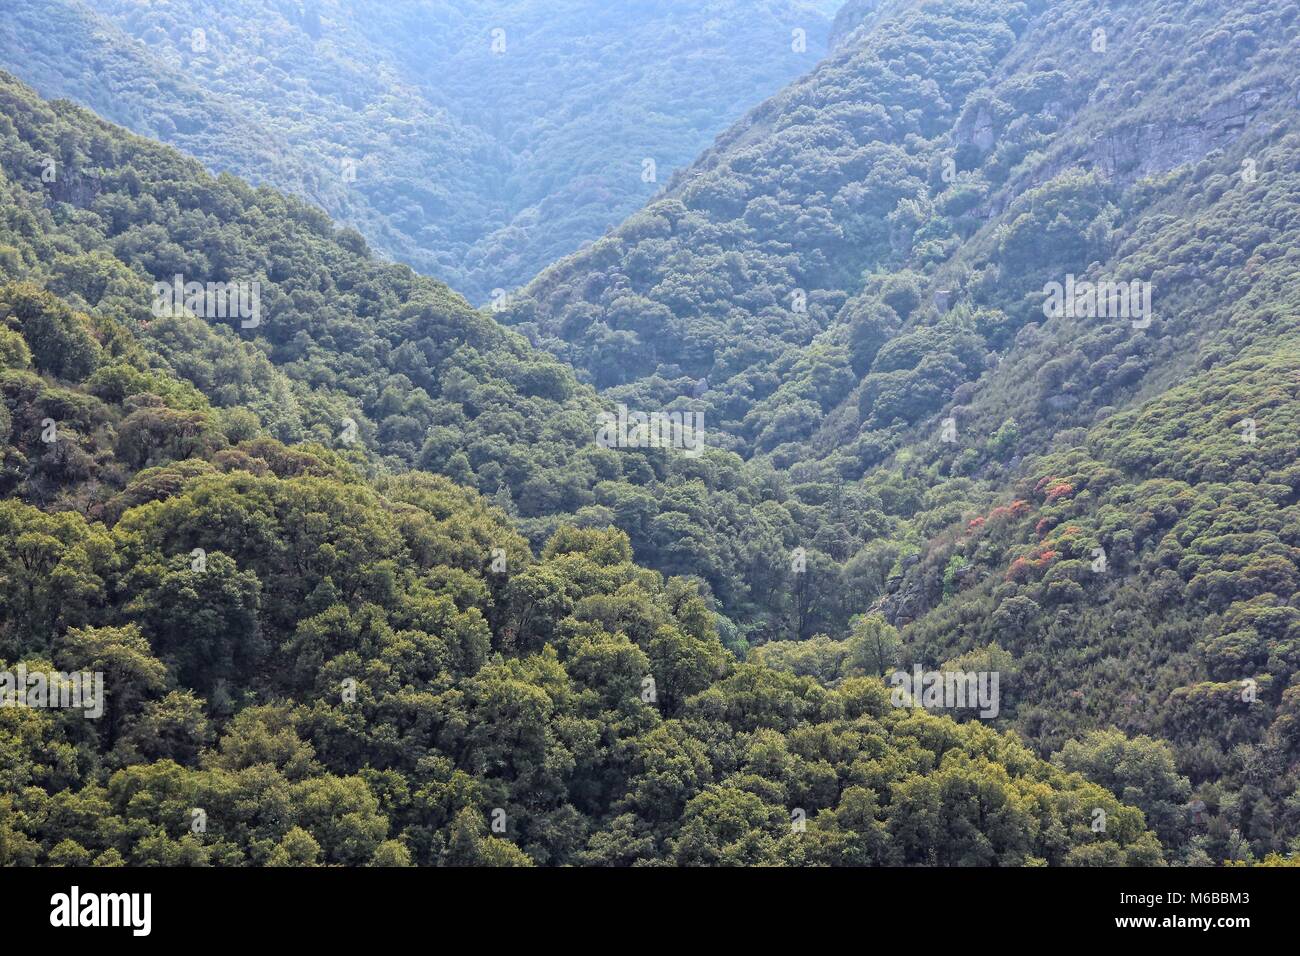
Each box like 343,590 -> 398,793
0,74 -> 1166,866
0,0 -> 840,301
1,0 -> 1299,867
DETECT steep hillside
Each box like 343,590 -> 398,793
0,167 -> 1160,867
504,0 -> 1031,422
0,0 -> 842,301
3,0 -> 1300,868
0,67 -> 910,647
492,0 -> 1300,863
505,0 -> 1298,460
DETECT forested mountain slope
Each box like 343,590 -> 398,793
0,0 -> 841,301
491,0 -> 1300,864
504,0 -> 1298,459
0,89 -> 1166,867
0,67 -> 885,647
2,0 -> 1299,868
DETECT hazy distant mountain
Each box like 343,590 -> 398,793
0,0 -> 841,301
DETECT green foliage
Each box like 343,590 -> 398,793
0,276 -> 1159,866
3,0 -> 1300,867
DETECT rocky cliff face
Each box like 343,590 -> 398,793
963,79 -> 1296,222
1084,84 -> 1289,183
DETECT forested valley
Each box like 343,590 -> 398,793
0,0 -> 1298,868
